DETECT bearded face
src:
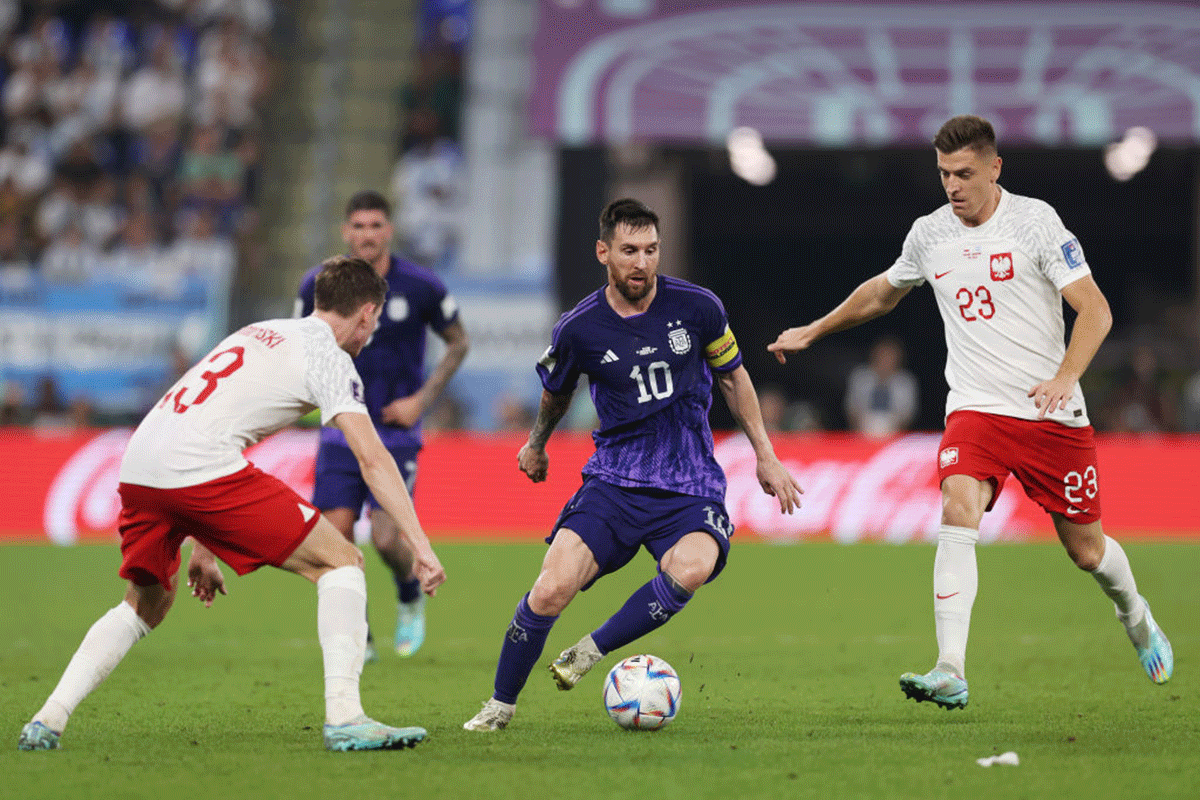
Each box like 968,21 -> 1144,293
601,223 -> 659,305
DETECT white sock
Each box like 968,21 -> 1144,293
933,525 -> 979,678
1089,535 -> 1148,647
318,566 -> 368,726
34,601 -> 151,733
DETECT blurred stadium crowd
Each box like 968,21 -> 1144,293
0,0 -> 272,424
0,0 -> 271,285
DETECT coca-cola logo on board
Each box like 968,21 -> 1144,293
714,433 -> 1026,543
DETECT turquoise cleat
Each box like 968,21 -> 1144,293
394,596 -> 426,657
17,722 -> 60,751
899,668 -> 969,710
323,716 -> 426,751
1135,597 -> 1173,685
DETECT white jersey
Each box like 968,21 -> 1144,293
120,317 -> 368,488
886,188 -> 1091,426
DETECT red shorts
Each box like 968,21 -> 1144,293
117,465 -> 321,589
937,410 -> 1102,523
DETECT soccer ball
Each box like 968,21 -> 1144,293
602,654 -> 681,730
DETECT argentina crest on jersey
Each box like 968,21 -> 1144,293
667,320 -> 691,355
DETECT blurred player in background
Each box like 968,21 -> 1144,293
19,257 -> 445,752
297,190 -> 467,660
770,115 -> 1173,709
463,198 -> 802,731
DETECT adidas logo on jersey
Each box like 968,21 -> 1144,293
601,350 -> 620,363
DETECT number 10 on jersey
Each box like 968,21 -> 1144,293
631,361 -> 674,404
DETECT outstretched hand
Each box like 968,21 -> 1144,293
767,324 -> 819,365
757,455 -> 804,514
186,549 -> 227,608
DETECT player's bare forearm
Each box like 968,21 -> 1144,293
334,412 -> 445,592
716,366 -> 774,459
1057,277 -> 1112,382
715,366 -> 804,513
769,274 -> 909,363
380,323 -> 468,428
527,389 -> 572,451
1029,275 -> 1112,418
360,456 -> 445,592
420,319 -> 469,412
519,390 -> 572,482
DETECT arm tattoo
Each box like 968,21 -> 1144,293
528,390 -> 572,449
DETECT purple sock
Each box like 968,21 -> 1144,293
493,594 -> 558,704
591,573 -> 691,655
398,576 -> 421,604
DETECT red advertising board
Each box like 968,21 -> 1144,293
1,427 -> 1195,544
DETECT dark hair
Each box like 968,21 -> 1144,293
314,256 -> 388,316
933,115 -> 997,155
345,189 -> 391,219
598,197 -> 659,243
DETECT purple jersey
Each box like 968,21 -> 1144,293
537,275 -> 743,502
297,254 -> 458,449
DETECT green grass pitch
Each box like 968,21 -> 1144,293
2,539 -> 1196,799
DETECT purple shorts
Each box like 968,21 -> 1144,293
548,476 -> 733,590
312,439 -> 420,512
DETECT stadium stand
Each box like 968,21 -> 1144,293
0,0 -> 274,425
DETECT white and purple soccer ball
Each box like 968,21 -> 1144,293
602,654 -> 681,731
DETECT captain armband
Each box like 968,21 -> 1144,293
705,326 -> 740,369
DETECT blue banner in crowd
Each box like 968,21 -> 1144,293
434,274 -> 557,430
0,272 -> 228,414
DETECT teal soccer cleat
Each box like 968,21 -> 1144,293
17,722 -> 60,751
323,716 -> 426,751
899,668 -> 969,710
1134,597 -> 1173,685
394,596 -> 426,657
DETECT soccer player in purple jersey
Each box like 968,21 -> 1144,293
297,191 -> 468,659
463,198 -> 803,731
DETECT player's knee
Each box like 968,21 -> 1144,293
1065,538 -> 1104,571
665,552 -> 717,594
328,538 -> 364,570
941,498 -> 982,528
528,576 -> 575,616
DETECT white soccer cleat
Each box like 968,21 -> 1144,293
549,635 -> 604,690
462,698 -> 515,731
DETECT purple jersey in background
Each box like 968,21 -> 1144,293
297,254 -> 458,450
537,275 -> 742,503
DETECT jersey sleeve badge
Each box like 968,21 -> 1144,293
1061,238 -> 1086,269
